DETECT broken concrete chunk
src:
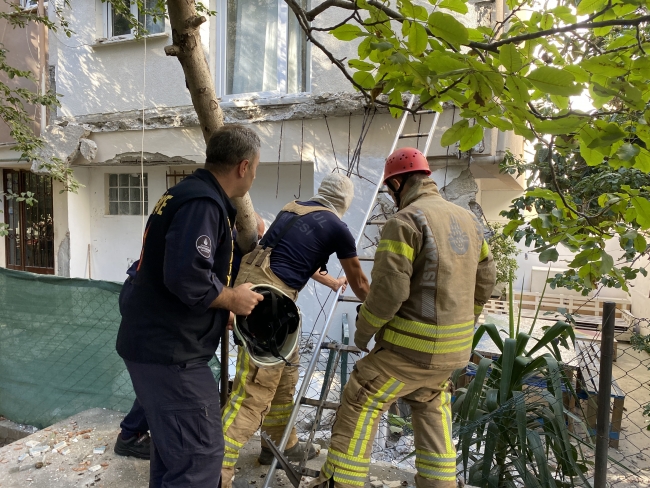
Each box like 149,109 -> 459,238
370,481 -> 383,488
384,481 -> 402,488
29,445 -> 50,456
31,124 -> 91,173
88,464 -> 102,473
79,138 -> 98,162
61,448 -> 71,456
17,453 -> 28,462
93,446 -> 106,454
25,441 -> 40,448
53,441 -> 67,450
369,476 -> 379,482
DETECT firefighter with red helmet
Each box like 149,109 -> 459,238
310,148 -> 496,488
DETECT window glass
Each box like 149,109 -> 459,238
226,0 -> 306,95
107,173 -> 148,216
111,0 -> 132,36
139,0 -> 165,34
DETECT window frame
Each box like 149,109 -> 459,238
215,0 -> 311,100
103,1 -> 166,40
20,0 -> 40,9
105,172 -> 149,216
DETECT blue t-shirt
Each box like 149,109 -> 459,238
266,202 -> 357,290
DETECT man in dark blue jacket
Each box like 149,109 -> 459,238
116,124 -> 264,488
114,214 -> 266,461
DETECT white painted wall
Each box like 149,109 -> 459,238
53,0 -> 496,117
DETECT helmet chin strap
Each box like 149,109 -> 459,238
385,173 -> 412,208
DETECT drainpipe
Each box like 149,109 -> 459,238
38,0 -> 47,134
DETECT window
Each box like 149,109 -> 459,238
223,0 -> 308,96
20,0 -> 39,9
104,0 -> 165,38
3,170 -> 54,274
107,173 -> 148,216
166,168 -> 197,189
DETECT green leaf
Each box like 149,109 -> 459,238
400,1 -> 428,20
440,119 -> 469,146
352,71 -> 375,90
588,123 -> 626,148
634,147 -> 650,173
348,59 -> 375,71
505,75 -> 530,105
632,196 -> 650,229
459,124 -> 484,151
438,0 -> 468,14
526,66 -> 581,96
428,11 -> 469,47
581,55 -> 628,76
331,24 -> 365,41
540,13 -> 554,30
408,22 -> 428,56
616,143 -> 640,162
576,0 -> 607,16
487,116 -> 513,131
539,248 -> 559,263
600,252 -> 614,274
499,44 -> 522,73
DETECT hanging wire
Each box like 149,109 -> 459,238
294,118 -> 304,200
276,121 -> 284,198
140,19 -> 147,235
348,106 -> 377,179
324,115 -> 340,172
347,113 -> 352,169
443,105 -> 456,191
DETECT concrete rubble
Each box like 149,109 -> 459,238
30,124 -> 94,173
0,409 -> 483,488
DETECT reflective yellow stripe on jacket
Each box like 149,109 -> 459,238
376,239 -> 415,262
382,317 -> 474,355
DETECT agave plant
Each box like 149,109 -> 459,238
452,279 -> 593,488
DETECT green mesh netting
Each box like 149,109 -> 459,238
0,268 -> 220,429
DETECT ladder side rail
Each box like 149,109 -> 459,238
262,94 -> 420,488
422,111 -> 441,157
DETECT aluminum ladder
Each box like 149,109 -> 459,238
261,94 -> 441,488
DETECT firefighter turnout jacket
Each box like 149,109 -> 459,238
355,177 -> 496,370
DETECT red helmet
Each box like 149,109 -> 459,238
383,147 -> 431,183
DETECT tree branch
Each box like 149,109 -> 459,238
470,15 -> 650,52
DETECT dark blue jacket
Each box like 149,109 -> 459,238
116,169 -> 236,364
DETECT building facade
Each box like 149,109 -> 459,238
0,0 -> 545,330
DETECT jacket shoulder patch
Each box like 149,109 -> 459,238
196,235 -> 212,258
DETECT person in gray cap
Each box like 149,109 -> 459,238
220,173 -> 369,488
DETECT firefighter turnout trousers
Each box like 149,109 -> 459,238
311,347 -> 456,488
220,347 -> 300,488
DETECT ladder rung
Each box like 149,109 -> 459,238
321,342 -> 362,352
366,220 -> 388,225
300,398 -> 340,410
416,109 -> 436,115
377,189 -> 391,194
358,256 -> 374,262
338,296 -> 362,303
399,133 -> 428,139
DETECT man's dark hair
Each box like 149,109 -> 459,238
205,124 -> 260,174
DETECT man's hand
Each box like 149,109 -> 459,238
333,276 -> 348,293
211,283 -> 264,315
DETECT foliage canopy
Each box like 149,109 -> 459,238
283,0 -> 650,293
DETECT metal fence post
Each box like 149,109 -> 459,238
594,301 -> 616,488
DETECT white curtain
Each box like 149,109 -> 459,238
228,0 -> 279,94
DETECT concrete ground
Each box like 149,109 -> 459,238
0,408 -> 417,488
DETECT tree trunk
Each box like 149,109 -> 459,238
165,0 -> 258,252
